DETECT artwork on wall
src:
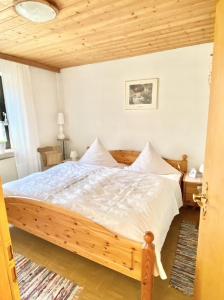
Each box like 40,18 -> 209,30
125,78 -> 159,110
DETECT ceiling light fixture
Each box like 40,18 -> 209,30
14,0 -> 59,23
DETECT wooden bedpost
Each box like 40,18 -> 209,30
141,231 -> 155,300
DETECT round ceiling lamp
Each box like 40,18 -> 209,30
14,0 -> 59,23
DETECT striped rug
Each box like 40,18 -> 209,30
170,221 -> 199,296
15,253 -> 83,300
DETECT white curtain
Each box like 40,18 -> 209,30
0,60 -> 40,178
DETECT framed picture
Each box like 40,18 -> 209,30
125,78 -> 158,110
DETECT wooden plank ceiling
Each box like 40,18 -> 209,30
0,0 -> 216,72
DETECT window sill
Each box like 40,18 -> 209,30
0,149 -> 15,160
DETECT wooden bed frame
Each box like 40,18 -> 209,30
5,151 -> 188,300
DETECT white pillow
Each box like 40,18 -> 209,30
80,138 -> 119,167
127,142 -> 180,175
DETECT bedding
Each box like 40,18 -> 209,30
127,142 -> 180,175
80,137 -> 119,167
4,161 -> 182,280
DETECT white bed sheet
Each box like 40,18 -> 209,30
4,162 -> 182,279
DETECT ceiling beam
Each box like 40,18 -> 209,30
0,52 -> 60,73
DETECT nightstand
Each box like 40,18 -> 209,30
183,174 -> 203,206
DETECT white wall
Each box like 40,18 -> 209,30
0,157 -> 18,183
61,43 -> 213,168
30,67 -> 60,146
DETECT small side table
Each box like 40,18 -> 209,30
183,174 -> 203,206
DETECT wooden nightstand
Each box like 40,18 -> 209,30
183,174 -> 203,206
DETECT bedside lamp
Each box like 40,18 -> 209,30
70,150 -> 78,161
199,163 -> 204,175
57,112 -> 65,140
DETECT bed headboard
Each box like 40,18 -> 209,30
110,150 -> 188,173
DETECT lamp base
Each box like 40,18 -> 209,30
57,134 -> 65,140
57,124 -> 65,140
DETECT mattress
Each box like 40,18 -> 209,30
4,161 -> 182,279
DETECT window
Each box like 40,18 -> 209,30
0,76 -> 11,149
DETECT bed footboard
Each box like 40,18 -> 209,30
5,197 -> 155,300
141,232 -> 155,300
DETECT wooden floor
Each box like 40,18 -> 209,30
10,207 -> 199,300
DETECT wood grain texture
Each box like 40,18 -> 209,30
0,0 -> 216,70
10,208 -> 199,300
4,150 -> 188,299
5,197 -> 143,280
5,196 -> 155,300
195,0 -> 224,299
0,178 -> 21,300
110,150 -> 188,173
0,52 -> 60,73
141,232 -> 155,300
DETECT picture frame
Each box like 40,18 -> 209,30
125,78 -> 159,110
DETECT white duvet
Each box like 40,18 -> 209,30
4,162 -> 182,279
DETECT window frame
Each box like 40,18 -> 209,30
0,74 -> 11,150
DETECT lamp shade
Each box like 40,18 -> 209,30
57,112 -> 64,125
0,121 -> 7,143
14,0 -> 58,23
70,150 -> 78,160
199,163 -> 204,174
